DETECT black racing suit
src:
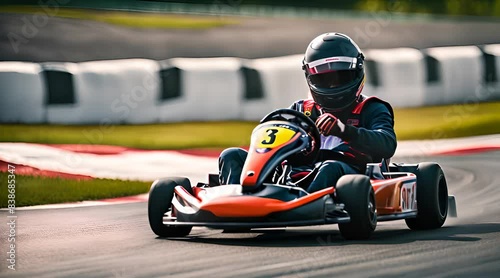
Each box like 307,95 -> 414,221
218,94 -> 397,193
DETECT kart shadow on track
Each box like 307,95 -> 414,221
161,223 -> 500,247
365,223 -> 499,244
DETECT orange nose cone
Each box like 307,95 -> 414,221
241,132 -> 301,188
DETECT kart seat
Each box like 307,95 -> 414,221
291,171 -> 309,180
365,158 -> 390,180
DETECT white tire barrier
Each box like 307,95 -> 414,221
482,44 -> 500,101
0,62 -> 45,123
45,60 -> 160,124
364,48 -> 426,107
43,62 -> 80,124
246,55 -> 309,119
1,45 -> 499,124
424,46 -> 483,105
80,59 -> 160,124
158,57 -> 243,122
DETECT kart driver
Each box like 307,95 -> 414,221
218,32 -> 397,193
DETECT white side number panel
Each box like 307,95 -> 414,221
401,181 -> 417,212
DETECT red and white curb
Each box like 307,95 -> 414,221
0,143 -> 218,182
394,134 -> 500,157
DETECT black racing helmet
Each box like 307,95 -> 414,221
302,33 -> 366,111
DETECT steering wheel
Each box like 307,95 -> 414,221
260,109 -> 321,165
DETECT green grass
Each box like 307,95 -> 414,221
394,101 -> 500,140
0,172 -> 151,208
0,6 -> 237,29
1,102 -> 499,149
0,121 -> 257,150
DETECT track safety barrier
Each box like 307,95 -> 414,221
1,44 -> 499,123
0,62 -> 45,123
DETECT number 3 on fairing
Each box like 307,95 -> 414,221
261,129 -> 278,145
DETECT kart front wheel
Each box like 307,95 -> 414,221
336,175 -> 377,240
405,162 -> 448,230
148,177 -> 193,237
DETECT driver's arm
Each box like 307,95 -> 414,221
340,102 -> 397,159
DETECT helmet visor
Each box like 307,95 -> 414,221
308,70 -> 357,89
304,56 -> 358,75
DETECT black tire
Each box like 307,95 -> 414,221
336,175 -> 377,240
405,162 -> 448,230
148,177 -> 193,237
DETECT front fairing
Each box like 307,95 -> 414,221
239,121 -> 310,192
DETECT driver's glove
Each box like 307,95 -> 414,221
315,113 -> 345,137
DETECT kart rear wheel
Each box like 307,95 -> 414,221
148,177 -> 193,237
405,162 -> 448,230
336,175 -> 377,240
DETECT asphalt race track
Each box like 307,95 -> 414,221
1,151 -> 500,277
1,13 -> 500,62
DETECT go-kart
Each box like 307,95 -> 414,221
148,109 -> 457,240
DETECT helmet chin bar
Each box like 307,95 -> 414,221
309,74 -> 364,112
